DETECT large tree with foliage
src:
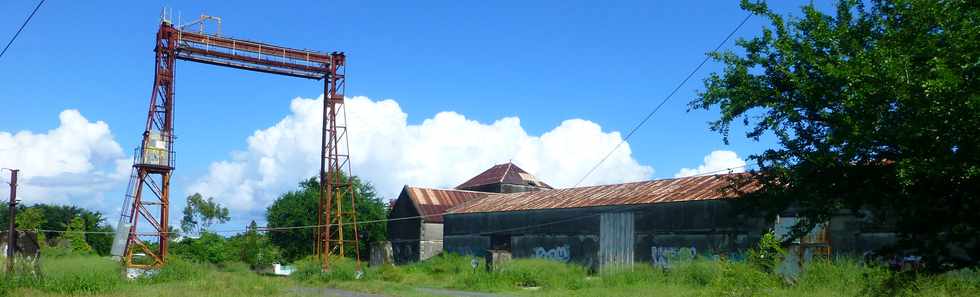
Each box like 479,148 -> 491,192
181,193 -> 231,235
0,204 -> 114,255
692,0 -> 978,269
266,175 -> 387,262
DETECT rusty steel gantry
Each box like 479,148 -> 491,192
118,15 -> 361,271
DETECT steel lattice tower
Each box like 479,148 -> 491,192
116,16 -> 359,272
316,55 -> 362,271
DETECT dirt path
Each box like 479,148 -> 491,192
292,287 -> 386,297
292,287 -> 510,297
416,288 -> 510,297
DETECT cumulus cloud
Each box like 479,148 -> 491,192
188,95 -> 654,212
674,150 -> 747,178
0,110 -> 130,207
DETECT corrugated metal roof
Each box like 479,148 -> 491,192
448,173 -> 758,214
456,162 -> 553,190
403,186 -> 489,223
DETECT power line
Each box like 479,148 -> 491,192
574,13 -> 753,187
69,13 -> 754,239
33,163 -> 756,236
0,0 -> 46,61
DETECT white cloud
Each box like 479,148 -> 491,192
0,110 -> 130,207
674,150 -> 746,178
188,95 -> 654,212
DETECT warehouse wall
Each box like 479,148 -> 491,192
444,200 -> 767,270
388,194 -> 422,264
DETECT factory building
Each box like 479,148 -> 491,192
443,173 -> 896,271
386,162 -> 551,264
443,174 -> 764,270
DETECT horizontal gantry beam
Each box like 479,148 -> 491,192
167,25 -> 336,79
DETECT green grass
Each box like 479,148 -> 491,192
290,253 -> 980,297
2,253 -> 979,297
0,255 -> 306,297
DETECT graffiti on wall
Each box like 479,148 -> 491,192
651,246 -> 697,268
533,244 -> 571,262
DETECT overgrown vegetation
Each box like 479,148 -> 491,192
285,253 -> 980,297
0,255 -> 305,297
692,0 -> 980,269
266,175 -> 388,262
1,238 -> 978,297
0,203 -> 114,255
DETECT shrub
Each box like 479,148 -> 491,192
670,258 -> 722,287
711,260 -> 781,297
170,232 -> 233,264
496,258 -> 588,289
291,255 -> 363,283
142,256 -> 208,284
748,231 -> 785,273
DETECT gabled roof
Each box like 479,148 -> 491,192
400,186 -> 489,223
455,162 -> 553,190
448,173 -> 759,214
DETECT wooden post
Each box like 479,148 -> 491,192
6,169 -> 19,273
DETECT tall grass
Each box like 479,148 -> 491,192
0,255 -> 300,297
3,252 -> 979,297
289,253 -> 980,297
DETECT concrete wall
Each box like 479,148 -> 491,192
420,223 -> 444,261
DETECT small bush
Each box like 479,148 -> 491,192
372,264 -> 405,282
711,260 -> 781,297
748,231 -> 785,273
142,256 -> 208,284
170,232 -> 233,264
291,255 -> 363,283
670,258 -> 722,287
496,258 -> 588,289
406,253 -> 470,275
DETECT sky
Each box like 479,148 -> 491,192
0,1 -> 833,229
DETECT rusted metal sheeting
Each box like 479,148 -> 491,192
449,173 -> 758,214
456,162 -> 552,190
406,187 -> 488,223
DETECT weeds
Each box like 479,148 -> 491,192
2,252 -> 979,297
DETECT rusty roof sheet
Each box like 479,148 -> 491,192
448,173 -> 759,214
403,186 -> 489,223
456,162 -> 553,190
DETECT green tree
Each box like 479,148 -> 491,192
15,207 -> 46,247
692,0 -> 979,269
181,193 -> 231,234
170,232 -> 231,264
266,175 -> 387,262
228,220 -> 282,269
24,204 -> 114,255
64,216 -> 93,254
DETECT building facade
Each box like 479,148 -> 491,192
444,173 -> 895,271
386,162 -> 552,264
444,174 -> 765,270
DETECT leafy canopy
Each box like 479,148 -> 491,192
266,174 -> 388,262
693,0 -> 979,269
180,193 -> 230,235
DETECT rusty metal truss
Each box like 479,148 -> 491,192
119,17 -> 359,271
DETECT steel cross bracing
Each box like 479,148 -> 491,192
118,19 -> 360,271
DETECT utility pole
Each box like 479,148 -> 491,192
6,169 -> 18,273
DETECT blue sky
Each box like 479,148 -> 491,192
0,1 -> 831,228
